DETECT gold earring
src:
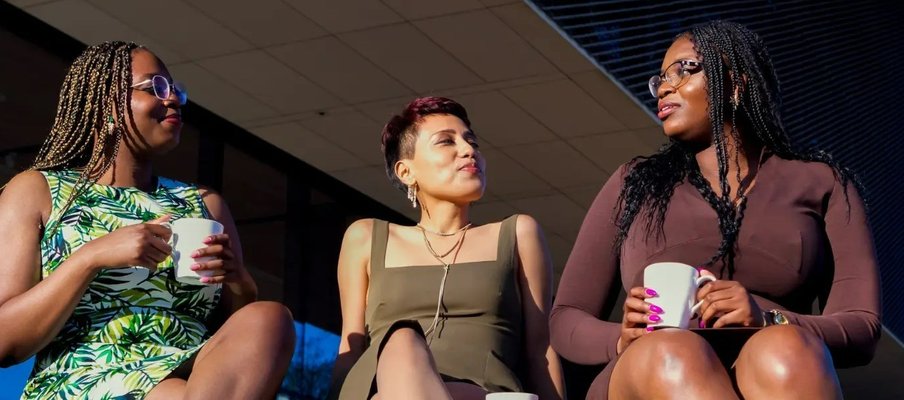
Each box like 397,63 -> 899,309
731,87 -> 741,111
407,184 -> 418,208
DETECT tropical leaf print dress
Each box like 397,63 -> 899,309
21,170 -> 221,399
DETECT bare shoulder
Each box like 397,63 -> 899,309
3,170 -> 50,194
513,214 -> 544,241
196,185 -> 228,218
343,218 -> 375,249
510,214 -> 552,277
0,170 -> 51,218
339,219 -> 375,276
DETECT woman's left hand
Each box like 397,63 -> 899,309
696,280 -> 764,328
190,233 -> 253,287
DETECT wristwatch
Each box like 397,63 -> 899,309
763,309 -> 789,326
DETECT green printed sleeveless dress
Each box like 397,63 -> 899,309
22,170 -> 221,399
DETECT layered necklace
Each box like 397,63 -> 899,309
416,222 -> 472,339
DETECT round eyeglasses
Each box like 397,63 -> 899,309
131,75 -> 188,105
648,60 -> 703,98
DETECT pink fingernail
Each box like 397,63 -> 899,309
645,327 -> 655,332
200,277 -> 210,283
699,320 -> 705,328
190,263 -> 200,271
203,236 -> 213,244
645,288 -> 658,297
191,251 -> 200,258
649,304 -> 663,314
649,314 -> 661,322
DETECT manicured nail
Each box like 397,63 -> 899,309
645,327 -> 655,332
190,263 -> 200,271
645,288 -> 658,297
649,304 -> 663,314
649,314 -> 661,322
699,320 -> 705,328
203,236 -> 213,244
200,277 -> 210,284
191,251 -> 201,258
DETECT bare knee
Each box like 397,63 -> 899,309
147,378 -> 186,400
625,329 -> 722,384
236,301 -> 293,324
238,301 -> 293,327
737,325 -> 835,388
231,301 -> 295,351
611,329 -> 735,399
381,328 -> 427,362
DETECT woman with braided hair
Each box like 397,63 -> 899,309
550,20 -> 880,399
0,42 -> 294,399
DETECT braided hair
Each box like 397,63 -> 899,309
614,21 -> 860,278
30,41 -> 142,234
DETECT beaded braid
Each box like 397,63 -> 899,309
614,21 -> 862,278
30,41 -> 142,236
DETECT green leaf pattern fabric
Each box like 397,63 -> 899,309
22,170 -> 221,399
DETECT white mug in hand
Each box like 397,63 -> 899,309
486,393 -> 538,400
643,262 -> 716,329
169,217 -> 224,284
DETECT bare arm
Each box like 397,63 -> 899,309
515,215 -> 566,400
549,166 -> 627,365
0,171 -> 173,366
782,176 -> 881,367
0,171 -> 99,365
330,219 -> 372,391
199,187 -> 257,321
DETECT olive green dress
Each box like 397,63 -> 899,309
335,215 -> 525,399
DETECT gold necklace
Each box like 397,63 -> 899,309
418,224 -> 470,339
416,224 -> 470,258
416,222 -> 472,237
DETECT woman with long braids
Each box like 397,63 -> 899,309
0,42 -> 294,399
550,20 -> 880,399
331,97 -> 565,399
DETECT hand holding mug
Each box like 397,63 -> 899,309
189,232 -> 248,285
642,262 -> 717,329
74,215 -> 173,272
617,286 -> 661,354
696,279 -> 764,328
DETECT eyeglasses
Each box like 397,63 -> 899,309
131,75 -> 188,105
648,60 -> 703,98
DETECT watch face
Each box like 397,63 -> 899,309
775,312 -> 789,325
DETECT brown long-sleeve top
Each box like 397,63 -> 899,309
550,155 -> 881,368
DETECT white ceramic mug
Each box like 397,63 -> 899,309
643,262 -> 716,329
169,217 -> 224,284
486,393 -> 538,400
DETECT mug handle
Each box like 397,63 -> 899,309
155,221 -> 174,244
690,274 -> 717,318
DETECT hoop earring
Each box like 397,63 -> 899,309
407,184 -> 418,208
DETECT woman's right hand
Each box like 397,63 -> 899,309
73,215 -> 173,272
617,286 -> 663,354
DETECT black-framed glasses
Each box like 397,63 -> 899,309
131,75 -> 188,105
648,60 -> 703,98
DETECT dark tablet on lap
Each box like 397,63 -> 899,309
690,327 -> 762,368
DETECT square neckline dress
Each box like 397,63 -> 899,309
334,215 -> 527,399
